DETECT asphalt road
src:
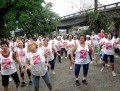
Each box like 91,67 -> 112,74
0,56 -> 120,91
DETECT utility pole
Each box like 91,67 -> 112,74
94,0 -> 98,33
94,0 -> 98,12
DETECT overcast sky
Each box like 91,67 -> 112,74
45,0 -> 120,16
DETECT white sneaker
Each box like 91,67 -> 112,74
9,77 -> 12,82
90,61 -> 93,64
105,64 -> 110,67
61,57 -> 63,59
99,59 -> 102,63
52,70 -> 55,75
70,66 -> 72,70
100,67 -> 105,72
112,71 -> 116,77
65,57 -> 67,59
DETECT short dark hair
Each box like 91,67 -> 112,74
0,41 -> 9,47
79,34 -> 86,41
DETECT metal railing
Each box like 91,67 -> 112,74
60,2 -> 120,20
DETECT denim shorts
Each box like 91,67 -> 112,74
32,71 -> 51,89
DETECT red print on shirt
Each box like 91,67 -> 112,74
106,42 -> 112,50
68,44 -> 74,48
80,50 -> 87,58
2,58 -> 11,70
45,48 -> 50,55
19,51 -> 25,58
0,50 -> 2,53
32,55 -> 41,65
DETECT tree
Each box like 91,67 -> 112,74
22,2 -> 59,36
86,12 -> 114,34
0,0 -> 59,38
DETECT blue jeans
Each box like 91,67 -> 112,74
49,59 -> 55,70
57,51 -> 61,63
75,63 -> 89,77
88,52 -> 92,61
32,71 -> 51,89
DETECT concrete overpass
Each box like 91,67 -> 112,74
55,2 -> 120,36
57,2 -> 120,29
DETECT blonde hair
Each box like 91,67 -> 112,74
28,41 -> 38,52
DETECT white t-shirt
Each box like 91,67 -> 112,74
17,48 -> 27,66
42,45 -> 54,61
0,52 -> 17,75
104,39 -> 115,55
9,41 -> 14,52
37,39 -> 43,48
55,40 -> 62,51
75,42 -> 90,64
25,42 -> 28,49
99,37 -> 106,51
61,39 -> 67,48
13,42 -> 18,52
26,48 -> 47,76
66,40 -> 75,54
91,35 -> 99,46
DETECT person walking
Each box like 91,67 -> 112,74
26,41 -> 52,91
71,35 -> 96,86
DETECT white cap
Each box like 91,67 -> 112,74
86,35 -> 90,37
101,29 -> 104,32
57,36 -> 61,39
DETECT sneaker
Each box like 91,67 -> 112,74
61,57 -> 63,59
90,61 -> 93,64
9,77 -> 12,82
105,64 -> 110,67
100,67 -> 105,72
59,61 -> 62,63
112,71 -> 116,77
70,66 -> 72,70
29,81 -> 32,85
82,79 -> 88,85
52,70 -> 56,75
21,82 -> 25,87
76,80 -> 80,86
99,59 -> 102,63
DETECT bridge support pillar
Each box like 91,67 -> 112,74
66,29 -> 69,34
56,27 -> 59,36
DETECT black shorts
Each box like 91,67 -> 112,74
103,54 -> 114,63
2,72 -> 20,86
68,54 -> 75,60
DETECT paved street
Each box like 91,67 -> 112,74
0,56 -> 120,91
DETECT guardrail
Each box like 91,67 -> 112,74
60,2 -> 120,20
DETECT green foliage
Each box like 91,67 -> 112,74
86,12 -> 114,34
0,0 -> 59,38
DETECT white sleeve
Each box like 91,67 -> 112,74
26,53 -> 30,60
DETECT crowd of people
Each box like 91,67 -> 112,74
0,30 -> 120,91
